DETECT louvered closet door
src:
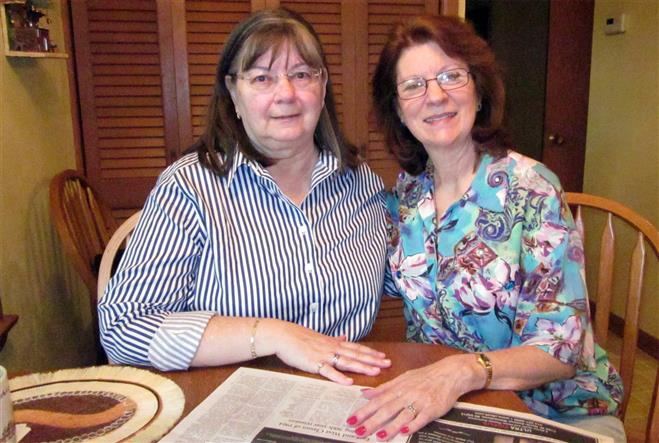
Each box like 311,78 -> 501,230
279,0 -> 345,129
184,0 -> 252,144
71,1 -> 173,218
71,0 -> 453,214
365,0 -> 441,188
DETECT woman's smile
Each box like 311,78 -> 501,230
423,111 -> 457,124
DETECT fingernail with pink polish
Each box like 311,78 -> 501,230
355,426 -> 366,436
400,426 -> 410,434
376,430 -> 388,439
346,415 -> 358,426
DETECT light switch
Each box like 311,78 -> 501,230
604,14 -> 626,35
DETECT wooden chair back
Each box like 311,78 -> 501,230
49,169 -> 117,361
0,292 -> 18,352
566,192 -> 658,441
367,296 -> 406,342
97,210 -> 142,304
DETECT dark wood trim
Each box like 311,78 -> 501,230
69,2 -> 100,182
340,0 -> 359,144
591,300 -> 659,360
0,314 -> 18,352
61,0 -> 84,172
440,0 -> 459,16
352,0 -> 369,151
157,0 -> 182,163
262,0 -> 277,10
170,0 -> 192,153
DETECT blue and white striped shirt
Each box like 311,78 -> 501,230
99,150 -> 387,370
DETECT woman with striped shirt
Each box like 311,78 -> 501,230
98,8 -> 391,384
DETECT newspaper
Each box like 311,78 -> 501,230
159,367 -> 612,443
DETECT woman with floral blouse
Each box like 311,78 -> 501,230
347,15 -> 625,442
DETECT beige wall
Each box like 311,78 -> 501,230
0,0 -> 95,371
584,0 -> 658,337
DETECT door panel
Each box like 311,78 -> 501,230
71,0 -> 169,214
466,0 -> 592,193
184,0 -> 252,144
542,0 -> 594,192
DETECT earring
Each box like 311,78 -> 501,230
236,111 -> 241,120
477,102 -> 482,112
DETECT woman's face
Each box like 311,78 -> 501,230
395,42 -> 479,153
227,42 -> 326,162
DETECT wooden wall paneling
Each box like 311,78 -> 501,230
71,0 -> 168,213
184,0 -> 252,143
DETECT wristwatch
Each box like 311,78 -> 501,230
477,353 -> 492,389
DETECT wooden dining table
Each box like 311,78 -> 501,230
163,341 -> 529,420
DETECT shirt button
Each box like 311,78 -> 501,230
299,225 -> 308,235
305,263 -> 314,274
310,302 -> 318,313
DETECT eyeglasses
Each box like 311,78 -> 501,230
396,68 -> 471,100
229,67 -> 323,92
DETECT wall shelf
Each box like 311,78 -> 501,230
1,1 -> 68,58
4,48 -> 67,58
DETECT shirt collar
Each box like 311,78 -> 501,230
462,153 -> 507,213
420,152 -> 507,214
309,148 -> 339,189
225,149 -> 251,187
225,147 -> 339,190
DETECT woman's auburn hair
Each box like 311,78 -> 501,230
194,8 -> 360,176
372,15 -> 509,175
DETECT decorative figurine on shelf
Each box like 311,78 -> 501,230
5,0 -> 56,52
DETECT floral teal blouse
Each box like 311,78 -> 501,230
383,151 -> 623,418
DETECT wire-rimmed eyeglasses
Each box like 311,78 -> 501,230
397,68 -> 471,100
228,67 -> 323,92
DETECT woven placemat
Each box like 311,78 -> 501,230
10,366 -> 184,443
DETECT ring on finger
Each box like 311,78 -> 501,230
317,361 -> 325,373
331,353 -> 340,367
406,402 -> 418,419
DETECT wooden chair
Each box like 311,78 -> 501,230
367,296 -> 406,342
566,192 -> 659,443
95,211 -> 141,364
0,292 -> 18,352
97,210 -> 142,305
50,169 -> 118,362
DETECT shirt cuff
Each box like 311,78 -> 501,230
148,311 -> 215,371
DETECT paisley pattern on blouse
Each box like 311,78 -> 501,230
384,151 -> 623,418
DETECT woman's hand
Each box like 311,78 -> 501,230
270,321 -> 391,385
347,354 -> 484,440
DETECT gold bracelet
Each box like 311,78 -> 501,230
477,353 -> 492,389
249,319 -> 260,359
